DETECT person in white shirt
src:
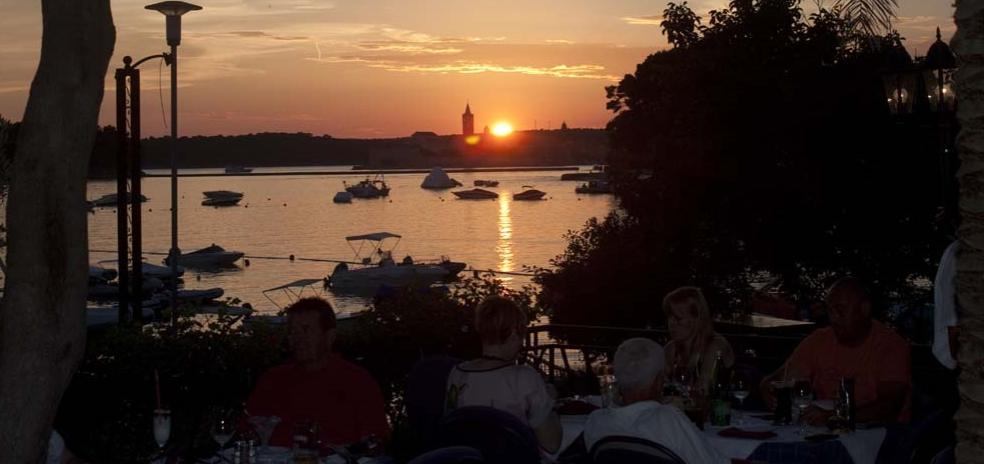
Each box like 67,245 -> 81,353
445,296 -> 562,452
933,240 -> 959,369
584,337 -> 730,464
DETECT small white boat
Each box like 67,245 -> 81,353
225,166 -> 253,174
151,287 -> 225,305
203,190 -> 243,198
87,305 -> 156,328
89,265 -> 118,284
91,192 -> 148,207
452,188 -> 499,200
327,232 -> 466,293
142,262 -> 185,279
333,192 -> 353,203
513,189 -> 547,201
421,167 -> 458,189
202,190 -> 243,206
164,244 -> 244,268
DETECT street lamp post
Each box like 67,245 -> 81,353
145,1 -> 201,317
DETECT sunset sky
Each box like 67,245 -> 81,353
0,0 -> 954,138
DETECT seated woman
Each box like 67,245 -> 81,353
662,286 -> 735,395
445,296 -> 562,453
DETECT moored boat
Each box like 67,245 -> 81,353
513,189 -> 547,201
474,180 -> 499,187
575,180 -> 613,194
345,176 -> 390,198
333,191 -> 354,203
164,244 -> 244,268
452,188 -> 499,200
421,167 -> 457,189
327,232 -> 466,293
225,166 -> 253,174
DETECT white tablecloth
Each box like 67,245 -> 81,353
558,414 -> 886,464
702,416 -> 885,464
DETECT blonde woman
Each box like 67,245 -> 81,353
445,296 -> 562,452
662,287 -> 735,394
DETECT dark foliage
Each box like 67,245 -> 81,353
538,0 -> 948,339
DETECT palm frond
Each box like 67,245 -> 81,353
834,0 -> 898,35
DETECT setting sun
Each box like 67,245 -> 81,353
491,122 -> 514,137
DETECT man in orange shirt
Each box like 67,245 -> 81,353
762,278 -> 911,425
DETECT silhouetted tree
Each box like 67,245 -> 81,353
0,0 -> 115,461
540,0 -> 940,334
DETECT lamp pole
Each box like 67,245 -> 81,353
146,1 -> 201,317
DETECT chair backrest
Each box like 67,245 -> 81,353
436,406 -> 540,464
407,446 -> 485,464
590,435 -> 688,464
930,445 -> 955,464
406,355 -> 462,449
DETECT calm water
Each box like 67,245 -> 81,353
88,167 -> 614,313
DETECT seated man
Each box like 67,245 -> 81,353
762,277 -> 911,425
246,297 -> 389,446
584,337 -> 730,464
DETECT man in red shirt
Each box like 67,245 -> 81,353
762,277 -> 911,424
246,297 -> 389,447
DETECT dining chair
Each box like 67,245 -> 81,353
407,446 -> 485,464
589,435 -> 688,464
435,406 -> 541,464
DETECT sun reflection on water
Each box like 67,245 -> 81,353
496,194 -> 514,276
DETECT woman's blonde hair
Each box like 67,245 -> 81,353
474,296 -> 528,345
662,287 -> 715,361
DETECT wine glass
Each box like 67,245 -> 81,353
793,380 -> 813,434
248,415 -> 281,452
153,409 -> 171,451
212,414 -> 235,449
731,379 -> 749,424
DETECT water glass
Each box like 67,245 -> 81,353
212,415 -> 235,449
248,415 -> 281,452
153,409 -> 171,450
598,374 -> 617,408
793,380 -> 813,434
731,380 -> 749,425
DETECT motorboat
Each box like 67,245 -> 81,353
142,262 -> 184,280
333,191 -> 353,203
90,192 -> 148,207
421,167 -> 458,189
513,189 -> 547,201
225,166 -> 253,174
474,180 -> 499,187
452,188 -> 498,200
89,265 -> 118,284
87,304 -> 156,328
327,232 -> 466,293
202,190 -> 243,206
345,176 -> 390,198
164,244 -> 244,268
150,287 -> 225,306
575,180 -> 613,194
256,278 -> 364,328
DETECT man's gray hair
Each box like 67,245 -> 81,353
613,337 -> 665,394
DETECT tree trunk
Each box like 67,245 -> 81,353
0,0 -> 114,461
954,1 -> 984,462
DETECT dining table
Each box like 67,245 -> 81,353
556,411 -> 887,464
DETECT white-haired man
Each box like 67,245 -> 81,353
583,337 -> 730,464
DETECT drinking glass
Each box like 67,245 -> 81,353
793,380 -> 813,434
212,414 -> 235,449
731,380 -> 749,425
598,374 -> 617,408
248,415 -> 281,452
153,409 -> 171,450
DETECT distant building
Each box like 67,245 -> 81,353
561,121 -> 569,130
462,104 -> 474,136
412,131 -> 438,138
483,125 -> 490,135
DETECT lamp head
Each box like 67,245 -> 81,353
145,1 -> 202,46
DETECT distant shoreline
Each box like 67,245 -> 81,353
140,165 -> 582,178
